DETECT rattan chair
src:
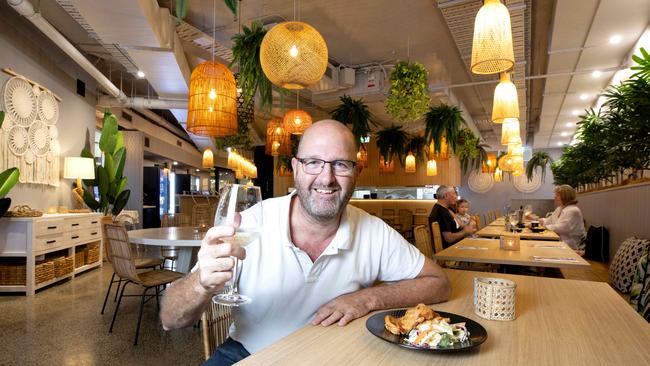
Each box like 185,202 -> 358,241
201,301 -> 234,360
160,213 -> 191,270
413,225 -> 435,260
430,222 -> 444,254
104,223 -> 184,345
398,209 -> 414,239
473,214 -> 482,230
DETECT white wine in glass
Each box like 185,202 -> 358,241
212,184 -> 262,306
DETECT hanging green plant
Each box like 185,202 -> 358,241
385,61 -> 430,122
230,21 -> 273,111
224,0 -> 238,21
175,0 -> 188,20
375,125 -> 408,167
215,74 -> 254,150
424,103 -> 463,155
455,128 -> 487,173
330,95 -> 378,143
526,151 -> 554,183
406,135 -> 427,164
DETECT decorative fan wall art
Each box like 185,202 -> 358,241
7,125 -> 29,156
3,77 -> 37,126
468,171 -> 494,193
38,91 -> 59,125
513,170 -> 542,193
29,121 -> 50,156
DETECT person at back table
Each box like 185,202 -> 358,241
528,184 -> 586,255
428,186 -> 476,249
160,120 -> 451,366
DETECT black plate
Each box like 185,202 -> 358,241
365,309 -> 488,353
530,227 -> 546,233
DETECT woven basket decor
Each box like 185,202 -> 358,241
474,277 -> 516,321
53,256 -> 73,278
0,261 -> 27,285
3,77 -> 37,126
35,261 -> 55,284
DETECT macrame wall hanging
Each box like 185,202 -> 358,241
1,72 -> 60,187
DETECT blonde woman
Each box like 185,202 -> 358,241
531,185 -> 586,255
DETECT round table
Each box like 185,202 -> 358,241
128,227 -> 205,272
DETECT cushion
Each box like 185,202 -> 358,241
629,246 -> 650,321
608,237 -> 650,293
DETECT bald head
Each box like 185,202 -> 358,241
297,120 -> 357,159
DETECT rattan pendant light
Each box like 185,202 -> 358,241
260,21 -> 328,89
379,156 -> 395,174
405,152 -> 416,173
492,72 -> 519,123
356,144 -> 368,168
494,167 -> 503,182
202,148 -> 214,168
470,0 -> 515,75
500,118 -> 521,145
482,152 -> 497,173
265,118 -> 290,156
426,159 -> 438,176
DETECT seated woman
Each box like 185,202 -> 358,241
531,185 -> 586,255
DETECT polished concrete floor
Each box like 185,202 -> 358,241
0,264 -> 204,366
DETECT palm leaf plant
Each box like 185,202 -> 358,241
331,95 -> 378,144
230,21 -> 272,111
526,151 -> 554,182
385,61 -> 430,122
424,103 -> 463,156
0,167 -> 20,218
375,125 -> 408,167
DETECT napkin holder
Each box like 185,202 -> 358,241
499,235 -> 520,250
474,277 -> 517,321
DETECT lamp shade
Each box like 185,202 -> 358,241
426,159 -> 438,176
202,148 -> 214,168
63,157 -> 95,180
470,0 -> 515,75
482,152 -> 497,173
500,118 -> 521,145
284,109 -> 312,135
494,167 -> 503,182
260,21 -> 328,89
512,157 -> 524,176
498,153 -> 514,172
356,144 -> 368,168
186,60 -> 238,137
492,72 -> 519,123
265,118 -> 290,156
405,152 -> 416,173
378,156 -> 395,174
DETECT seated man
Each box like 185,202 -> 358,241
160,120 -> 451,365
428,186 -> 476,249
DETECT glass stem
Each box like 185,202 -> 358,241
230,256 -> 240,295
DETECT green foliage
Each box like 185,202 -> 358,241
385,61 -> 430,122
424,103 -> 463,155
375,125 -> 408,167
0,167 -> 20,198
224,0 -> 237,20
330,95 -> 378,144
455,128 -> 487,174
230,21 -> 273,111
526,151 -> 553,183
215,116 -> 253,151
81,110 -> 130,216
0,111 -> 4,128
406,135 -> 427,164
631,47 -> 650,80
175,0 -> 188,20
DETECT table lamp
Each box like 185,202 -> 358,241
63,157 -> 95,210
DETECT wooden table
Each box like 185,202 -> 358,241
433,238 -> 589,268
476,224 -> 560,240
236,269 -> 650,365
487,217 -> 505,226
128,227 -> 203,272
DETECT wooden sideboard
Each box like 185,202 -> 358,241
0,213 -> 103,295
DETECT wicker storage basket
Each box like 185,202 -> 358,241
0,262 -> 27,285
53,256 -> 73,278
74,250 -> 85,268
86,243 -> 100,264
35,261 -> 55,284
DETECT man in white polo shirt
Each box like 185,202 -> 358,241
160,120 -> 451,365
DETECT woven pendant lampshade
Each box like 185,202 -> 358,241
494,167 -> 503,182
492,72 -> 519,123
202,148 -> 214,168
512,158 -> 524,176
405,152 -> 416,173
426,159 -> 438,176
284,109 -> 312,135
429,138 -> 448,161
500,118 -> 521,145
470,0 -> 515,75
482,152 -> 497,173
508,143 -> 524,157
356,144 -> 368,168
265,118 -> 290,156
186,61 -> 238,137
379,156 -> 395,174
498,153 -> 514,172
260,21 -> 328,89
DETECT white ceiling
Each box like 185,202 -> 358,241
21,0 -> 650,152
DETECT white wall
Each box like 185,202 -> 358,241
0,3 -> 98,211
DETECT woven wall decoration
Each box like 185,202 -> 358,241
513,170 -> 542,193
1,75 -> 60,186
468,171 -> 494,193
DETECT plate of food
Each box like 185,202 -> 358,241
530,227 -> 546,233
365,304 -> 487,353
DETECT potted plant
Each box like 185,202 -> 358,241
331,95 -> 378,144
231,21 -> 272,111
526,151 -> 554,183
375,125 -> 408,167
385,60 -> 430,122
0,112 -> 20,217
455,128 -> 488,174
424,103 -> 463,157
81,110 -> 131,217
406,135 -> 427,163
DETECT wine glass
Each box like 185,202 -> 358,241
212,183 -> 262,306
523,204 -> 533,219
508,213 -> 518,233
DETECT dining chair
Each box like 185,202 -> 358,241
413,225 -> 435,260
413,208 -> 429,226
473,214 -> 482,230
398,209 -> 414,239
104,223 -> 184,345
483,213 -> 489,228
160,213 -> 191,270
201,301 -> 234,360
430,222 -> 444,254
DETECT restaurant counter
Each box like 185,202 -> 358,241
349,199 -> 435,220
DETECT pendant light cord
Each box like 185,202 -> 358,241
212,0 -> 216,63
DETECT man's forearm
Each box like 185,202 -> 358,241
443,230 -> 466,244
160,271 -> 220,330
361,273 -> 451,311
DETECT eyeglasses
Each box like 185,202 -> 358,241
296,158 -> 356,177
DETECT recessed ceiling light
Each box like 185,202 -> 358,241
565,122 -> 574,128
561,132 -> 569,137
173,161 -> 178,166
609,34 -> 622,44
591,70 -> 602,78
579,93 -> 588,100
557,142 -> 564,146
571,110 -> 580,116
136,70 -> 145,78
